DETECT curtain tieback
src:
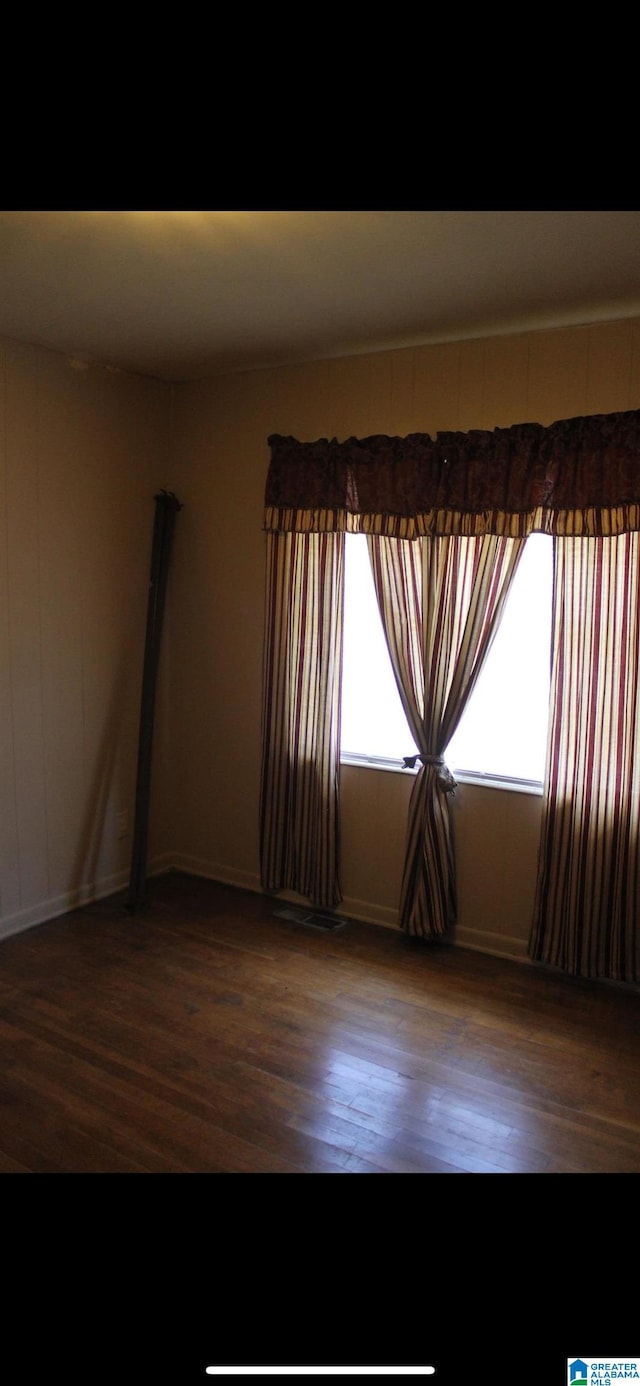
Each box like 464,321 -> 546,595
402,753 -> 457,793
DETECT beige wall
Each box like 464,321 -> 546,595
0,337 -> 174,938
2,317 -> 640,960
168,317 -> 640,959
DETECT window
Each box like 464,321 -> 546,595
341,532 -> 553,785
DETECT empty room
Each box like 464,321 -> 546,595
1,209 -> 640,1173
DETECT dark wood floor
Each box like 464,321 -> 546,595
1,870 -> 639,1172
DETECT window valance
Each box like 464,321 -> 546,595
265,410 -> 640,538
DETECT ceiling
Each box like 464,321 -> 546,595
1,209 -> 639,383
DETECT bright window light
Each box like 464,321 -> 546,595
341,533 -> 553,783
341,534 -> 418,762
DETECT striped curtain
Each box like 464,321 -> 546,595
368,532 -> 525,937
530,533 -> 640,982
259,530 -> 344,908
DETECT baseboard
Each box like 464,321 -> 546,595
170,856 -> 399,929
339,895 -> 399,930
0,854 -> 174,944
0,849 -> 530,966
147,853 -> 175,879
0,868 -> 131,943
453,925 -> 530,962
170,854 -> 262,894
150,857 -> 536,962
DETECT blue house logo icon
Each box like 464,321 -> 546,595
570,1363 -> 588,1386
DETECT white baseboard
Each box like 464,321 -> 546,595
147,853 -> 175,879
0,854 -> 174,944
0,850 -> 530,966
453,925 -> 530,962
0,869 -> 130,942
339,895 -> 399,931
170,856 -> 399,930
170,854 -> 262,894
147,857 -> 534,962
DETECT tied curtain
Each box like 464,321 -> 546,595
261,411 -> 640,977
367,533 -> 523,934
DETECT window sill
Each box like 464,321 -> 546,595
452,769 -> 544,796
340,754 -> 544,796
341,753 -> 419,775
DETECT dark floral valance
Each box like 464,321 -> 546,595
264,410 -> 640,538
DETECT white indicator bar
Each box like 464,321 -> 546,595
205,1371 -> 436,1377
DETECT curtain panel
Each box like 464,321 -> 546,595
530,533 -> 640,982
367,532 -> 524,936
259,531 -> 344,909
266,411 -> 640,538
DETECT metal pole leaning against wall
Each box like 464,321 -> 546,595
126,490 -> 183,913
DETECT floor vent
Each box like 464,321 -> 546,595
273,906 -> 345,932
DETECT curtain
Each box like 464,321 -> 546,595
262,410 -> 640,967
259,530 -> 344,909
529,533 -> 640,982
368,532 -> 524,936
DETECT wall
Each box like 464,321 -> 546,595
2,319 -> 639,960
0,337 -> 174,939
168,317 -> 640,960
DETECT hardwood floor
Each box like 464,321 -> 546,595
1,870 -> 639,1173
